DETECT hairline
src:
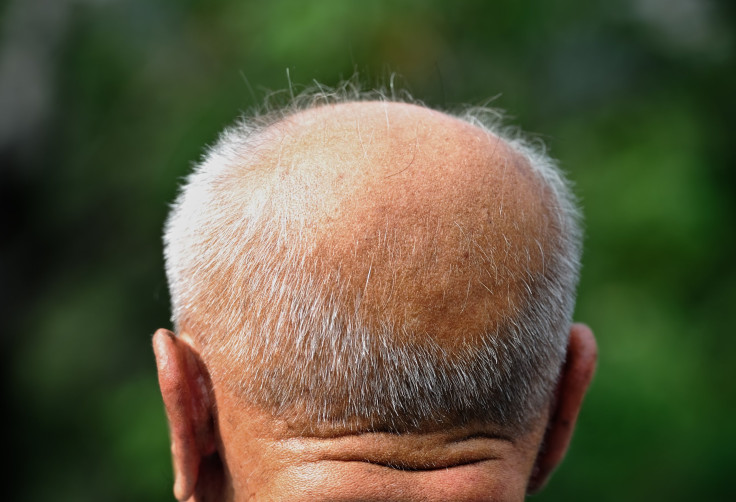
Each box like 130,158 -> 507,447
163,86 -> 582,434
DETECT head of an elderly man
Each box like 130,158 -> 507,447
153,95 -> 596,502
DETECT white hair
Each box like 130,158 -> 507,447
164,86 -> 582,433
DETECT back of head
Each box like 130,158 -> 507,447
164,93 -> 581,434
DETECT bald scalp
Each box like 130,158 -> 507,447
257,102 -> 556,347
165,96 -> 581,433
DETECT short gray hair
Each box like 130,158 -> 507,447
164,86 -> 582,433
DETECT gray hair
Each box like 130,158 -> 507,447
164,86 -> 582,433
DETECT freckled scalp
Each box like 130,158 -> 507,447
164,94 -> 582,433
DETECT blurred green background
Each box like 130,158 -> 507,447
2,0 -> 734,500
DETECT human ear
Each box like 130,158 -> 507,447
153,329 -> 217,501
527,323 -> 597,493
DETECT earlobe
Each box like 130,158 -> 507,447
527,323 -> 597,493
153,329 -> 216,501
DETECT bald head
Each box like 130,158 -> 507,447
164,98 -> 581,432
258,102 -> 556,345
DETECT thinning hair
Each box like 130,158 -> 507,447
164,86 -> 582,434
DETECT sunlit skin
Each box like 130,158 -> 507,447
154,101 -> 597,501
212,388 -> 548,502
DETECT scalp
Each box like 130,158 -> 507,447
252,101 -> 557,348
166,98 -> 578,431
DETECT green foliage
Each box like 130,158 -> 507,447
3,0 -> 734,500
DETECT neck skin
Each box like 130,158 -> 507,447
213,385 -> 549,502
